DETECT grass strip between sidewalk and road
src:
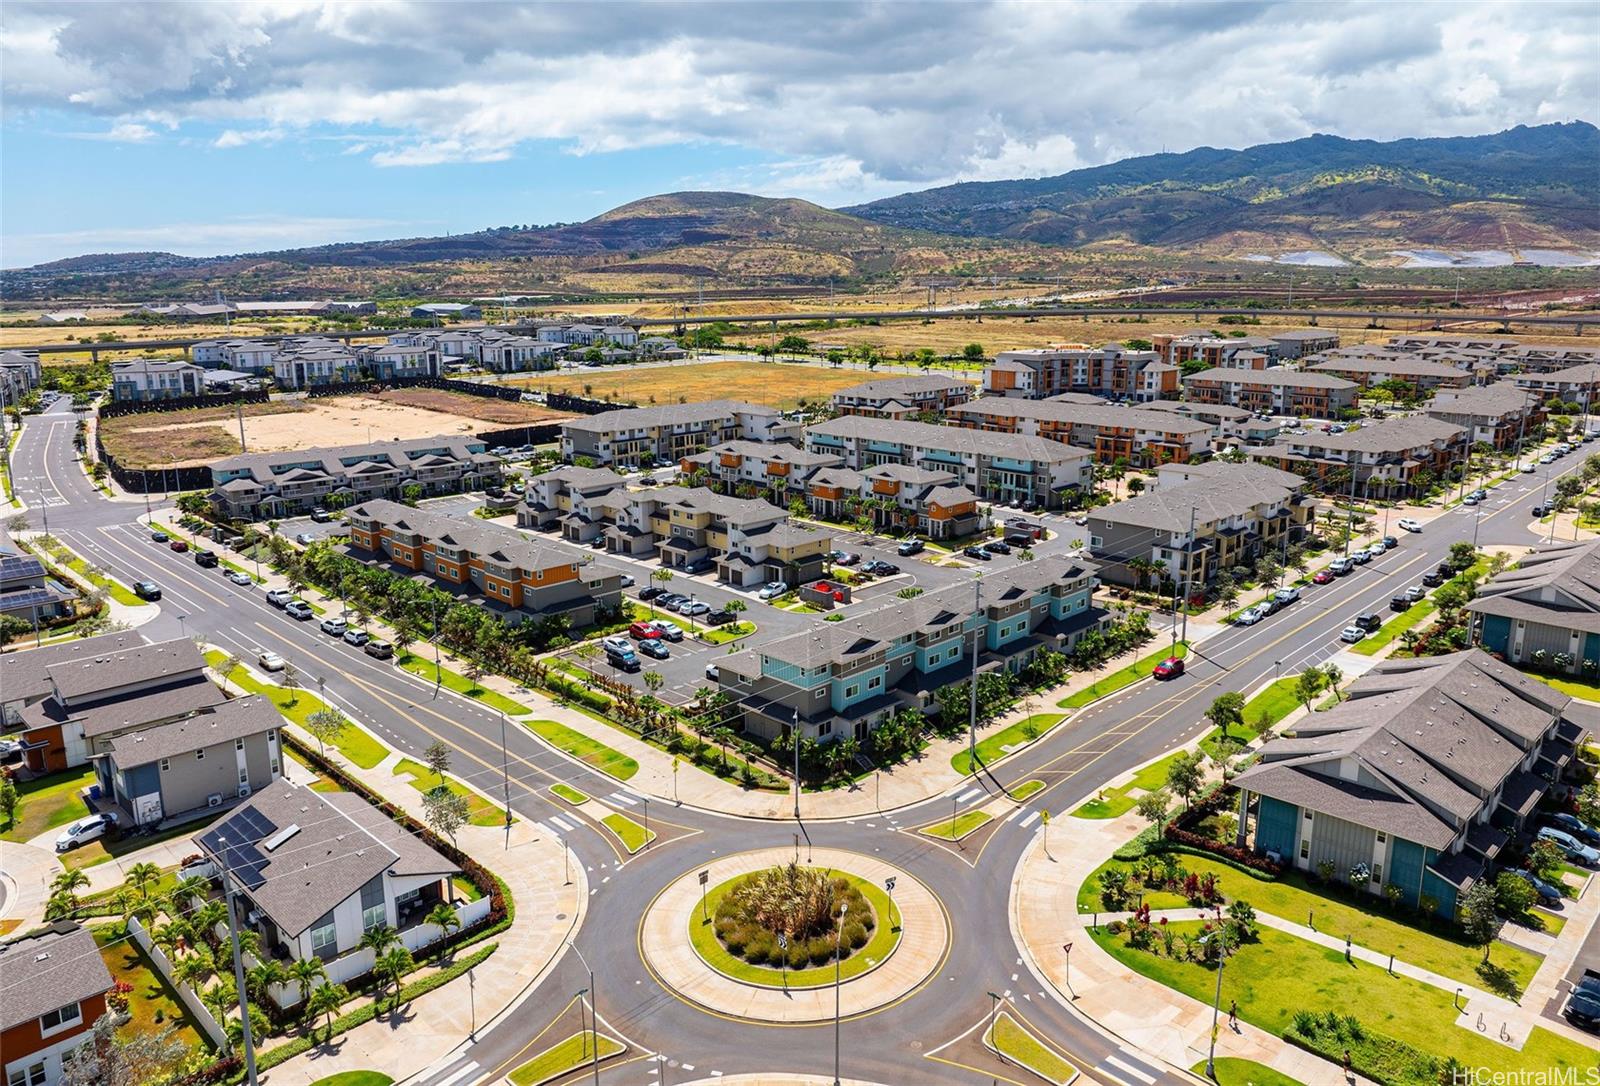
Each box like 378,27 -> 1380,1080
1059,642 -> 1188,710
984,1010 -> 1077,1085
1071,749 -> 1187,819
952,713 -> 1065,776
525,719 -> 639,781
600,812 -> 655,853
917,809 -> 992,840
508,1031 -> 624,1086
1351,600 -> 1435,656
207,650 -> 388,768
1199,676 -> 1302,759
550,783 -> 589,805
397,653 -> 531,715
392,758 -> 510,827
51,550 -> 144,606
1189,1058 -> 1302,1086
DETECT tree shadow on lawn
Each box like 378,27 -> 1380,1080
1476,960 -> 1521,1000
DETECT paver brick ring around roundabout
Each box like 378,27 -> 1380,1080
638,847 -> 950,1024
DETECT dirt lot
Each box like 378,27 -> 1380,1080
99,391 -> 569,469
363,387 -> 571,426
509,359 -> 894,409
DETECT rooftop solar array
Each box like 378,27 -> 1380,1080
0,554 -> 45,581
198,806 -> 278,891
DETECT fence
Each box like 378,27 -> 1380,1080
127,914 -> 228,1048
546,391 -> 638,415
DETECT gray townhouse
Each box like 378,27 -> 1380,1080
110,359 -> 206,402
560,400 -> 795,467
1245,416 -> 1466,497
517,464 -> 630,536
272,337 -> 362,388
945,396 -> 1213,466
1468,538 -> 1600,673
1514,363 -> 1600,407
1305,354 -> 1474,394
828,374 -> 975,418
1425,382 -> 1543,450
0,349 -> 42,404
678,440 -> 845,503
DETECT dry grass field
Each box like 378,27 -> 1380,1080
363,387 -> 572,426
508,359 -> 893,409
1,317 -> 323,364
99,401 -> 310,467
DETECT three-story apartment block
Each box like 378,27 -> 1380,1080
561,400 -> 793,467
1246,416 -> 1466,497
516,465 -> 629,538
678,441 -> 845,503
828,375 -> 974,418
110,359 -> 205,401
1305,355 -> 1472,394
804,463 -> 983,540
598,487 -> 832,587
984,346 -> 1178,402
945,397 -> 1212,466
1182,367 -> 1359,418
1425,383 -> 1543,450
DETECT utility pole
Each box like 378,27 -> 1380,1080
968,575 -> 982,769
1342,464 -> 1359,557
791,707 -> 801,821
1179,506 -> 1197,645
833,900 -> 848,1086
219,841 -> 260,1086
236,400 -> 247,453
499,707 -> 512,849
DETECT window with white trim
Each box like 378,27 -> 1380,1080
844,684 -> 859,698
40,1001 -> 81,1032
160,758 -> 170,772
309,913 -> 337,954
9,1061 -> 45,1086
195,749 -> 205,761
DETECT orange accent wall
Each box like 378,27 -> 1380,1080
989,370 -> 1017,391
0,993 -> 107,1065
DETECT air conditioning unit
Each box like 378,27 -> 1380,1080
237,784 -> 251,799
207,793 -> 223,808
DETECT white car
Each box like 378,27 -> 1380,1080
55,812 -> 117,853
257,651 -> 285,672
758,581 -> 787,600
1540,453 -> 1557,465
601,635 -> 633,654
681,600 -> 711,617
1340,625 -> 1367,643
650,620 -> 685,641
319,617 -> 348,636
1522,463 -> 1537,473
1365,544 -> 1386,560
1274,586 -> 1301,604
1234,606 -> 1264,626
1396,518 -> 1422,533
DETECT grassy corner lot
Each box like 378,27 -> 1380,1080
600,812 -> 655,853
1,764 -> 95,843
508,1032 -> 624,1086
917,809 -> 993,840
1059,642 -> 1188,710
985,1010 -> 1077,1085
1189,1058 -> 1302,1086
1071,750 -> 1187,820
398,653 -> 531,715
525,719 -> 639,781
392,758 -> 509,828
952,713 -> 1065,776
687,870 -> 902,988
208,650 -> 387,768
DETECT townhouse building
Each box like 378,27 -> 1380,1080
1133,398 -> 1282,444
1182,367 -> 1359,418
714,555 -> 1107,743
828,375 -> 974,418
1268,329 -> 1342,358
109,359 -> 206,402
1086,462 -> 1313,590
1,924 -> 113,1086
1514,363 -> 1600,407
516,464 -> 629,536
984,346 -> 1179,402
804,463 -> 983,540
1425,382 -> 1543,450
560,400 -> 792,467
0,543 -> 78,624
0,350 -> 43,403
1152,333 -> 1281,368
346,498 -> 623,626
536,323 -> 640,348
209,436 -> 501,520
1245,416 -> 1466,497
273,336 -> 362,388
598,486 -> 832,587
678,441 -> 845,504
1467,538 -> 1600,673
1504,344 -> 1600,373
804,415 -> 1095,510
476,334 -> 559,372
1305,355 -> 1473,394
945,397 -> 1212,466
1236,650 -> 1585,919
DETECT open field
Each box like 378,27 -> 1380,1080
363,387 -> 572,426
511,358 -> 924,409
2,316 -> 324,364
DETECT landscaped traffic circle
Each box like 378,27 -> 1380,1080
640,847 -> 948,1022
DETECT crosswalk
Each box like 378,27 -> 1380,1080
609,791 -> 640,806
422,1058 -> 478,1086
1096,1051 -> 1162,1086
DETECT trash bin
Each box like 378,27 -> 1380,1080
88,784 -> 101,801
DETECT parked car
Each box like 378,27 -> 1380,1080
310,508 -> 333,522
285,600 -> 314,620
342,628 -> 370,647
55,812 -> 117,853
1537,827 -> 1600,865
1313,570 -> 1334,585
1564,988 -> 1600,1032
1340,625 -> 1367,643
1381,536 -> 1398,550
1364,545 -> 1386,561
150,530 -> 168,543
704,664 -> 720,683
364,640 -> 394,660
638,586 -> 664,601
601,636 -> 633,654
225,570 -> 253,586
257,651 -> 285,672
1074,514 -> 1089,526
1404,585 -> 1427,602
193,549 -> 220,568
604,643 -> 641,672
1391,595 -> 1412,613
1350,549 -> 1371,565
1511,868 -> 1563,906
962,546 -> 991,561
133,580 -> 162,600
1274,587 -> 1300,605
1327,557 -> 1353,575
1544,813 -> 1600,847
168,538 -> 189,553
1233,606 -> 1264,626
1522,462 -> 1537,473
658,593 -> 688,611
833,551 -> 861,566
1152,656 -> 1185,679
1422,570 -> 1447,587
1397,518 -> 1422,532
983,541 -> 1012,555
619,574 -> 635,588
704,609 -> 734,626
862,560 -> 900,575
651,620 -> 685,641
295,532 -> 316,545
681,600 -> 711,617
320,617 -> 348,636
629,621 -> 662,640
897,539 -> 925,556
266,588 -> 293,607
1258,595 -> 1283,615
758,581 -> 787,600
639,639 -> 670,660
1532,503 -> 1551,517
1355,613 -> 1383,632
1463,494 -> 1482,506
1540,453 -> 1557,465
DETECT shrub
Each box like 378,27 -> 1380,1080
792,943 -> 815,970
843,921 -> 868,950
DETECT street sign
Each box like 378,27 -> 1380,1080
777,933 -> 788,950
698,869 -> 709,886
885,876 -> 897,893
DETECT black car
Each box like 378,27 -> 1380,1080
1422,570 -> 1447,587
963,546 -> 991,561
638,586 -> 664,601
983,541 -> 1012,555
704,609 -> 735,626
133,580 -> 162,601
1356,612 -> 1383,632
1437,561 -> 1457,577
863,560 -> 900,576
193,549 -> 219,568
1564,989 -> 1600,1032
1390,595 -> 1412,613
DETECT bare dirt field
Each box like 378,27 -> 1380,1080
508,359 -> 893,409
363,387 -> 572,426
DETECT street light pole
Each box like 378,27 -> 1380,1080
498,707 -> 512,850
218,838 -> 260,1086
1205,933 -> 1229,1079
968,575 -> 981,770
987,991 -> 1003,1060
791,707 -> 801,820
567,941 -> 600,1086
834,900 -> 848,1086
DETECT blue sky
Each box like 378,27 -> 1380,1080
2,1 -> 1594,268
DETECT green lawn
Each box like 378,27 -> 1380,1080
701,621 -> 755,644
1529,670 -> 1600,701
687,870 -> 901,987
1190,1058 -> 1302,1086
917,809 -> 992,840
1071,750 -> 1188,820
94,925 -> 206,1052
398,654 -> 531,715
551,783 -> 590,805
52,550 -> 144,606
952,713 -> 1065,775
1059,642 -> 1188,710
392,758 -> 508,827
1200,677 -> 1303,758
985,1011 -> 1076,1085
1090,924 -> 1593,1080
508,1031 -> 624,1086
1,764 -> 95,843
525,719 -> 638,781
206,650 -> 387,768
1078,853 -> 1541,996
1011,779 -> 1045,801
600,812 -> 654,853
1351,601 -> 1435,656
310,1074 -> 394,1086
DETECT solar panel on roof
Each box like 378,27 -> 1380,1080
199,807 -> 277,891
0,555 -> 46,580
0,587 -> 57,610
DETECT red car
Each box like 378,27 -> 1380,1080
1312,570 -> 1334,585
1152,656 -> 1185,680
628,621 -> 662,640
168,539 -> 189,553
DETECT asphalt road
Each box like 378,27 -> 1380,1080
13,399 -> 1585,1086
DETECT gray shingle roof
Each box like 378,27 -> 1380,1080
1308,357 -> 1467,379
0,631 -> 144,705
1278,416 -> 1464,455
211,436 -> 487,484
348,499 -> 578,575
0,924 -> 113,1032
1466,538 -> 1600,634
1094,463 -> 1303,532
562,400 -> 776,434
106,694 -> 281,765
948,398 -> 1212,435
1184,367 -> 1358,390
831,375 -> 973,399
46,638 -> 206,702
1426,382 -> 1537,420
806,415 -> 1092,465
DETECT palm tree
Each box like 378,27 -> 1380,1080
1323,663 -> 1343,702
374,946 -> 414,1012
358,924 -> 402,958
192,900 -> 228,945
44,889 -> 81,921
175,947 -> 216,990
152,919 -> 193,959
201,979 -> 238,1025
51,868 -> 90,897
126,861 -> 163,899
287,957 -> 327,1018
306,981 -> 348,1042
424,902 -> 461,959
172,875 -> 208,906
247,959 -> 287,1003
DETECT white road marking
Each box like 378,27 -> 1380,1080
609,792 -> 639,806
955,787 -> 982,803
1103,1054 -> 1158,1085
431,1061 -> 479,1086
547,815 -> 574,832
1019,811 -> 1041,827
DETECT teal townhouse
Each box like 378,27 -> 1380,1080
803,415 -> 1094,510
1234,651 -> 1585,920
1468,538 -> 1600,674
715,554 -> 1107,744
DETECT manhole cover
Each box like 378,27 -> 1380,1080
556,913 -> 567,920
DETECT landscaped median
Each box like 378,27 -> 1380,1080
524,718 -> 639,780
917,809 -> 993,841
951,713 -> 1064,775
1071,750 -> 1187,819
1059,642 -> 1189,710
600,811 -> 654,853
984,1010 -> 1077,1085
508,1031 -> 624,1086
397,652 -> 531,715
392,758 -> 510,827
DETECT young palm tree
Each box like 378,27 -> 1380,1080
152,919 -> 193,958
175,947 -> 216,990
286,957 -> 327,1021
192,900 -> 228,945
44,889 -> 81,921
374,946 -> 414,1011
306,981 -> 348,1042
423,902 -> 461,960
171,875 -> 209,906
51,868 -> 90,896
126,861 -> 163,899
358,923 -> 402,958
247,959 -> 287,1003
201,979 -> 238,1025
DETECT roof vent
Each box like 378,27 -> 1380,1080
34,952 -> 49,963
262,824 -> 300,852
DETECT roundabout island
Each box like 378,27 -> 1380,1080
639,847 -> 950,1023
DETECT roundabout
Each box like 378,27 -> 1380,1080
639,846 -> 949,1023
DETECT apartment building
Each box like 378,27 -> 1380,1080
109,358 -> 205,401
1504,344 -> 1600,373
0,544 -> 77,624
272,336 -> 362,388
1268,329 -> 1342,358
1087,462 -> 1313,589
1153,333 -> 1281,368
536,322 -> 640,348
516,464 -> 629,536
598,486 -> 832,587
804,415 -> 1095,510
346,498 -> 623,625
209,436 -> 501,520
0,349 -> 42,403
191,338 -> 275,372
1306,355 -> 1473,394
1247,416 -> 1466,496
1182,367 -> 1359,418
1425,382 -> 1543,450
476,334 -> 559,372
1514,363 -> 1600,406
805,463 -> 983,540
1,924 -> 114,1086
561,400 -> 791,466
359,342 -> 443,381
984,346 -> 1179,402
679,441 -> 845,503
1134,398 -> 1282,444
945,397 -> 1212,465
715,555 -> 1107,743
829,375 -> 974,418
1236,650 -> 1584,919
1468,538 -> 1600,672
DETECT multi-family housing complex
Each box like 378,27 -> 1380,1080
805,463 -> 983,540
945,397 -> 1212,465
828,375 -> 974,418
984,346 -> 1179,402
517,465 -> 630,536
346,498 -> 623,625
1236,651 -> 1585,919
1153,333 -> 1279,368
1086,462 -> 1313,589
1305,355 -> 1473,394
209,436 -> 501,520
0,542 -> 77,624
1514,363 -> 1600,406
715,555 -> 1106,743
1246,416 -> 1465,496
0,349 -> 42,405
1181,367 -> 1360,417
805,415 -> 1096,509
679,441 -> 845,503
1425,383 -> 1543,450
1,923 -> 114,1086
109,359 -> 206,401
536,322 -> 640,348
560,401 -> 794,466
1468,538 -> 1600,673
1135,398 -> 1282,444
